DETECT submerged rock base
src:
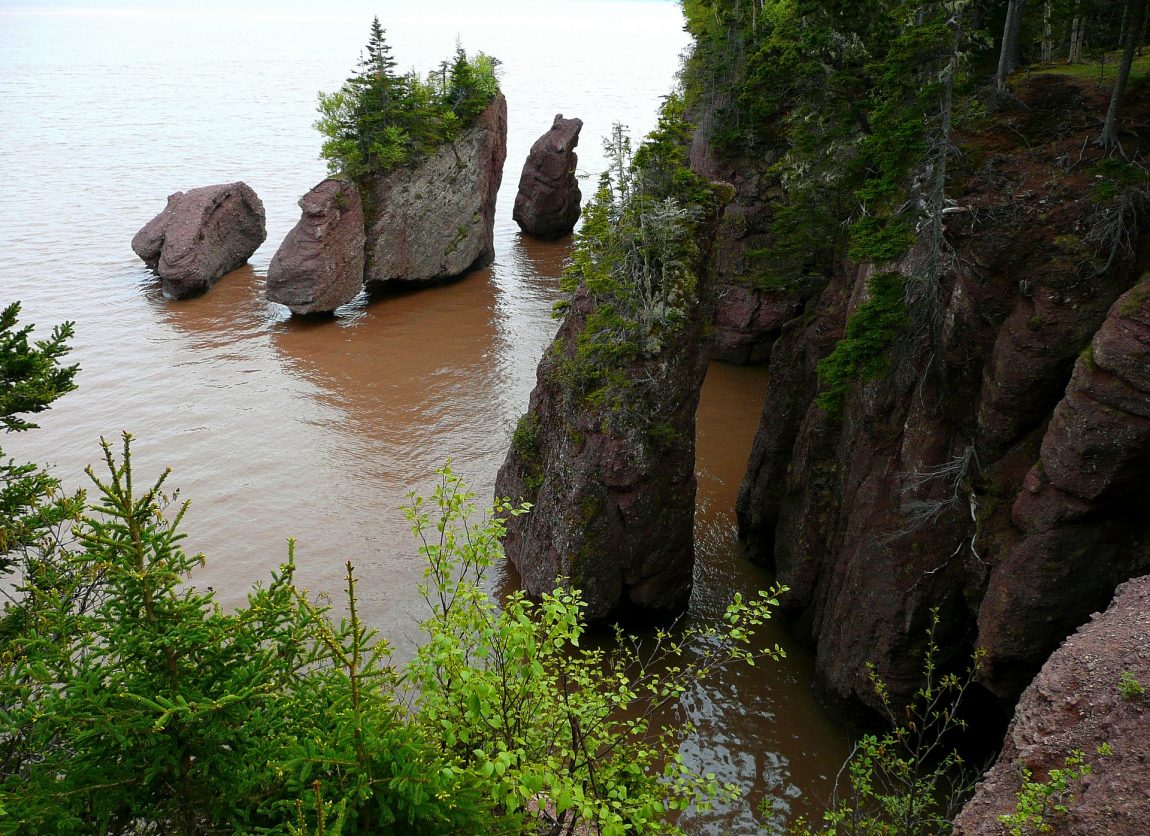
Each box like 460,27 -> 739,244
513,114 -> 582,239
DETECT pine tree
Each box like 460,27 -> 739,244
361,16 -> 397,81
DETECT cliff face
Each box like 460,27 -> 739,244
495,110 -> 723,620
731,75 -> 1150,711
362,94 -> 507,286
687,117 -> 817,365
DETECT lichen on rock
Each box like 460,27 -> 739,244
362,94 -> 507,286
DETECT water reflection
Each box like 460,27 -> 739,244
679,363 -> 851,832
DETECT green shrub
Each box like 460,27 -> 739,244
998,747 -> 1111,835
816,271 -> 909,415
794,611 -> 981,835
0,436 -> 787,834
0,302 -> 81,574
554,95 -> 721,431
1118,670 -> 1144,701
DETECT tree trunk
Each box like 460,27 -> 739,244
996,0 -> 1028,91
1101,0 -> 1148,147
1042,0 -> 1054,63
1068,13 -> 1086,64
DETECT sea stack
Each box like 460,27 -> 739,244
132,182 -> 266,299
512,114 -> 582,239
362,93 -> 507,287
266,177 -> 365,315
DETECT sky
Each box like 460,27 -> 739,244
1,0 -> 677,11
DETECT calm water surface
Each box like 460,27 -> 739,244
0,1 -> 847,829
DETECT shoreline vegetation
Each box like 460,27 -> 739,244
6,0 -> 1150,831
0,301 -> 786,832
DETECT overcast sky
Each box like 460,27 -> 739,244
1,0 -> 674,10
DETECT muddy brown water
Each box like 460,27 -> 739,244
1,2 -> 848,830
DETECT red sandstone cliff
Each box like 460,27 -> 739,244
730,74 -> 1150,712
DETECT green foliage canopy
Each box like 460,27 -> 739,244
315,18 -> 500,181
1,433 -> 785,834
555,94 -> 723,421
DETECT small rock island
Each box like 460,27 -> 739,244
131,182 -> 266,299
512,114 -> 582,239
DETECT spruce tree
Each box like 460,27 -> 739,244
361,15 -> 397,81
0,302 -> 80,574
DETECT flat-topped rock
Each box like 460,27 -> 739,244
132,181 -> 266,299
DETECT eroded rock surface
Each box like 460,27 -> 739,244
955,576 -> 1150,835
132,182 -> 266,299
512,114 -> 582,239
363,94 -> 507,286
494,283 -> 712,620
267,178 -> 365,315
686,108 -> 816,365
734,75 -> 1150,711
977,275 -> 1150,698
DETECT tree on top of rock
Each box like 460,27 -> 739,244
315,20 -> 500,181
361,16 -> 397,81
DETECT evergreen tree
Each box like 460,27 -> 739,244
361,15 -> 397,81
315,21 -> 499,179
0,302 -> 80,575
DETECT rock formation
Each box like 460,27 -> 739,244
494,283 -> 712,620
362,94 -> 507,287
732,75 -> 1150,711
132,182 -> 266,299
954,575 -> 1150,834
266,178 -> 365,315
512,114 -> 582,239
686,110 -> 816,365
495,145 -> 725,620
976,275 -> 1150,698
